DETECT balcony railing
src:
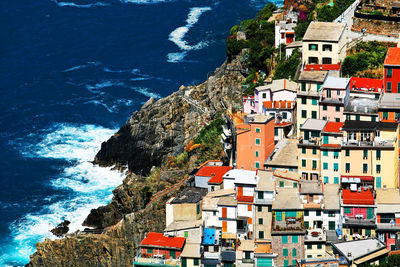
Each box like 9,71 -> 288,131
342,139 -> 395,147
254,198 -> 273,205
134,255 -> 180,266
242,258 -> 255,264
343,217 -> 376,226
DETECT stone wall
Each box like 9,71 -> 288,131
353,17 -> 400,35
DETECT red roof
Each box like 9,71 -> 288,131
321,144 -> 341,148
196,166 -> 232,185
342,189 -> 374,205
350,77 -> 383,92
304,63 -> 341,71
384,47 -> 400,66
140,232 -> 185,249
323,122 -> 343,133
237,196 -> 254,203
263,100 -> 295,109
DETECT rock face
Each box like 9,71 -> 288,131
51,220 -> 70,238
28,57 -> 246,266
94,58 -> 245,175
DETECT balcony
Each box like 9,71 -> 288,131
272,216 -> 305,233
242,258 -> 255,264
134,254 -> 180,266
298,137 -> 321,146
343,217 -> 376,227
254,198 -> 273,205
203,252 -> 219,259
342,138 -> 395,148
376,223 -> 400,231
320,96 -> 344,105
304,229 -> 326,242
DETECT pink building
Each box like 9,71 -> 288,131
319,76 -> 350,122
243,79 -> 297,114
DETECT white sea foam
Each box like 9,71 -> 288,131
62,64 -> 89,72
120,0 -> 166,4
52,0 -> 109,8
167,7 -> 211,62
85,81 -> 125,94
6,123 -> 124,265
166,51 -> 187,63
130,86 -> 161,99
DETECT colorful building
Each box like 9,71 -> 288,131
341,120 -> 399,189
322,184 -> 341,232
320,122 -> 343,184
302,22 -> 346,66
195,165 -> 232,191
344,97 -> 379,122
384,47 -> 400,93
297,71 -> 328,136
319,76 -> 350,122
300,180 -> 324,230
134,232 -> 186,267
298,119 -> 327,180
236,114 -> 275,170
349,77 -> 383,99
378,93 -> 400,122
262,100 -> 296,143
304,229 -> 326,258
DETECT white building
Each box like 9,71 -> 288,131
322,184 -> 341,232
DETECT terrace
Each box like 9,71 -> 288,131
272,213 -> 305,233
134,254 -> 180,267
304,229 -> 326,242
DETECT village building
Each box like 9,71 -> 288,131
304,228 -> 327,259
236,114 -> 275,170
180,243 -> 201,267
296,257 -> 340,267
384,47 -> 400,93
320,122 -> 343,185
271,188 -> 305,266
319,76 -> 350,122
275,20 -> 296,48
254,244 -> 278,267
300,180 -> 324,230
236,240 -> 255,266
202,188 -> 235,229
218,196 -> 238,251
265,138 -> 298,172
349,77 -> 384,99
378,93 -> 400,122
343,97 -> 379,122
322,184 -> 341,233
298,119 -> 327,181
194,165 -> 232,191
341,120 -> 399,189
262,100 -> 296,143
164,220 -> 202,244
301,22 -> 346,66
273,169 -> 300,189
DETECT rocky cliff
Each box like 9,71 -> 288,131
28,56 -> 246,266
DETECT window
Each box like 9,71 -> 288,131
213,211 -> 217,216
327,90 -> 331,98
259,231 -> 264,239
334,163 -> 339,172
257,205 -> 262,212
312,160 -> 317,170
367,208 -> 374,219
387,68 -> 392,78
147,248 -> 153,254
334,151 -> 339,159
302,159 -> 306,167
293,182 -> 297,188
356,114 -> 360,121
363,149 -> 368,159
376,164 -> 381,174
302,83 -> 306,92
184,231 -> 188,238
255,162 -> 260,169
282,236 -> 288,244
211,186 -> 215,191
312,148 -> 317,155
268,205 -> 272,212
323,150 -> 328,156
345,149 -> 350,157
335,118 -> 340,122
274,128 -> 278,136
382,112 -> 389,120
345,163 -> 350,173
334,177 -> 339,184
387,82 -> 392,92
244,251 -> 251,259
302,147 -> 306,154
323,44 -> 332,51
276,211 -> 283,221
197,203 -> 200,214
317,244 -> 322,249
284,259 -> 289,266
222,207 -> 227,218
307,244 -> 312,249
194,259 -> 199,266
322,57 -> 332,64
312,111 -> 317,119
255,128 -> 261,133
170,250 -> 176,259
312,99 -> 317,105
181,258 -> 187,267
335,105 -> 340,112
282,112 -> 287,119
292,260 -> 297,265
292,248 -> 297,257
258,191 -> 263,199
309,44 -> 318,51
317,84 -> 322,92
309,57 -> 319,64
324,176 -> 329,183
302,110 -> 307,118
337,90 -> 341,96
376,150 -> 381,160
270,112 -> 275,118
363,163 -> 368,173
259,218 -> 263,225
255,138 -> 260,145
292,235 -> 298,243
304,210 -> 309,216
305,221 -> 309,228
365,229 -> 371,237
376,177 -> 381,188
302,97 -> 307,104
323,105 -> 327,111
344,207 -> 351,214
329,221 -> 335,230
323,162 -> 328,170
372,116 -> 376,122
262,93 -> 266,99
279,181 -> 284,187
316,210 -> 321,216
255,151 -> 259,157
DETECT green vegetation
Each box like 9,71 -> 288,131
194,115 -> 225,163
316,0 -> 354,22
342,41 -> 394,77
274,48 -> 301,80
360,254 -> 400,267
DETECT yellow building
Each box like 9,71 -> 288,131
320,122 -> 343,185
298,119 -> 327,180
296,71 -> 327,137
341,120 -> 399,189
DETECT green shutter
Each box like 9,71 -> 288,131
302,159 -> 306,167
258,191 -> 263,199
170,250 -> 176,259
312,111 -> 317,119
323,135 -> 329,144
376,177 -> 381,188
284,259 -> 289,266
292,235 -> 298,243
292,248 -> 297,257
317,84 -> 321,91
304,221 -> 309,228
259,231 -> 264,239
367,208 -> 374,219
181,258 -> 187,267
258,258 -> 273,266
302,83 -> 306,91
276,211 -> 282,221
376,150 -> 381,159
293,182 -> 297,188
312,99 -> 317,105
286,211 -> 297,217
334,177 -> 339,184
323,162 -> 328,170
324,176 -> 329,183
282,236 -> 288,244
283,248 -> 288,256
194,259 -> 199,266
312,160 -> 317,169
329,221 -> 335,230
259,218 -> 263,225
323,150 -> 328,156
344,207 -> 351,214
184,231 -> 188,238
334,163 -> 339,171
147,248 -> 153,254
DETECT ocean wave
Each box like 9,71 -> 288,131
130,86 -> 161,99
5,124 -> 124,265
85,81 -> 125,94
167,6 -> 211,62
120,0 -> 166,4
166,51 -> 187,63
51,0 -> 109,8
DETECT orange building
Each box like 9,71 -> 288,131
236,114 -> 275,170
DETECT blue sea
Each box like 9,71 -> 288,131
0,0 -> 281,265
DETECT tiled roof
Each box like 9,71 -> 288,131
140,232 -> 185,249
304,63 -> 341,71
350,77 -> 383,92
237,196 -> 254,203
323,122 -> 343,133
263,100 -> 295,109
303,22 -> 346,42
342,189 -> 374,205
384,47 -> 400,66
196,166 -> 232,185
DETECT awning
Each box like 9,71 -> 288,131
341,175 -> 374,182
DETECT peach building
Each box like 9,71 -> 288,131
319,76 -> 350,122
236,114 -> 275,170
